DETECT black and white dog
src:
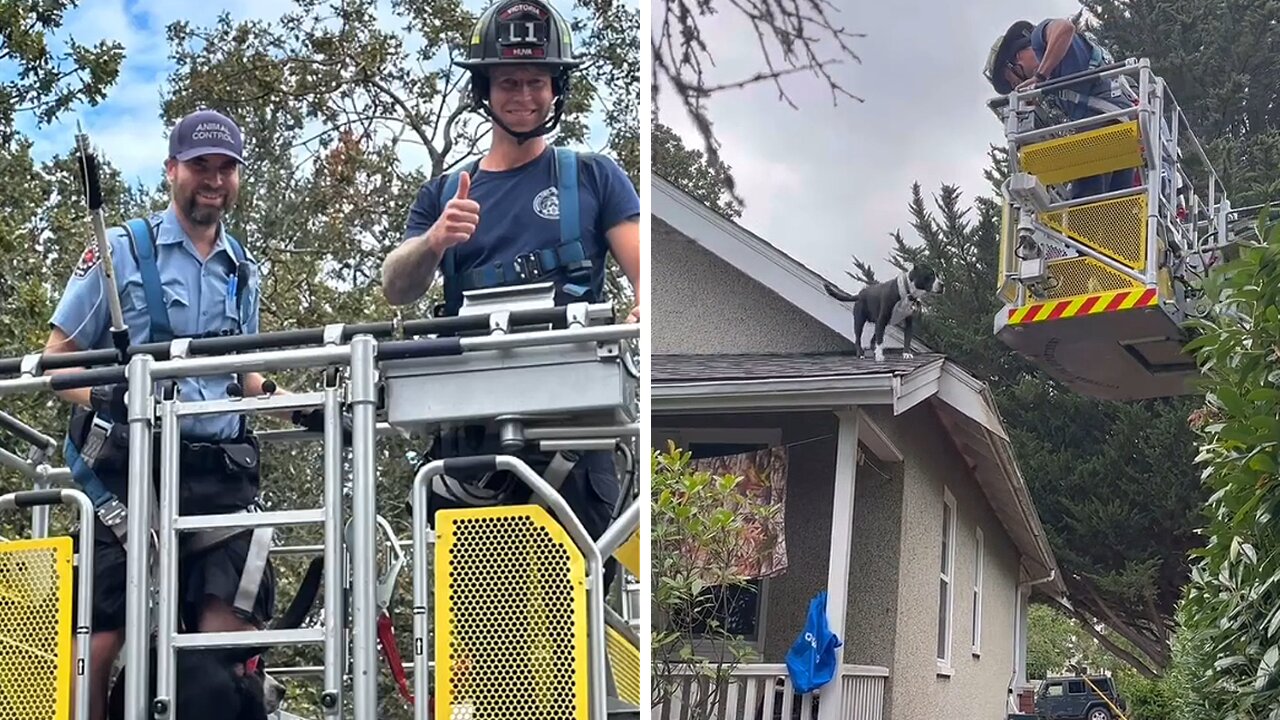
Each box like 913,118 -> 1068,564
107,556 -> 324,720
823,264 -> 944,361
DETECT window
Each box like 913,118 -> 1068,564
1044,683 -> 1064,697
1068,680 -> 1086,695
972,527 -> 984,656
937,488 -> 956,670
655,426 -> 781,651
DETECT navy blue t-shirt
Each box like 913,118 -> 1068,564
402,146 -> 639,313
1031,20 -> 1107,120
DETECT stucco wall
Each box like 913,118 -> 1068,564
843,445 -> 905,677
652,219 -> 852,354
865,405 -> 1023,720
653,411 -> 901,669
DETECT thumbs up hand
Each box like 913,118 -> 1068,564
431,171 -> 481,251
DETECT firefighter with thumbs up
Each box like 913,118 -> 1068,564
380,0 -> 638,586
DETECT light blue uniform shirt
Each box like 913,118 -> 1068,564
50,203 -> 261,440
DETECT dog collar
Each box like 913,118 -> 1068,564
897,273 -> 920,303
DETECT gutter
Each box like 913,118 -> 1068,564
654,360 -> 945,415
986,422 -> 1066,598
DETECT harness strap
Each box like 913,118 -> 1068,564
124,217 -> 172,343
378,612 -> 416,704
543,450 -> 579,491
233,520 -> 274,615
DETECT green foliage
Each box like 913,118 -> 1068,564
652,116 -> 742,219
1177,213 -> 1280,718
0,0 -> 123,143
651,442 -> 776,717
1028,603 -> 1102,680
1082,0 -> 1280,206
1167,600 -> 1214,720
1027,602 -> 1180,718
1112,663 -> 1178,720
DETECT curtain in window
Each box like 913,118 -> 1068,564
690,445 -> 789,579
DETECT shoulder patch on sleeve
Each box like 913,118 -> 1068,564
72,241 -> 103,278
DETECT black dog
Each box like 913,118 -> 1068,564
824,264 -> 944,361
107,556 -> 324,720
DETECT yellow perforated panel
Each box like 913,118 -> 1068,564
1041,193 -> 1148,270
1042,256 -> 1143,300
605,626 -> 639,706
436,506 -> 587,720
0,538 -> 73,720
1019,119 -> 1144,186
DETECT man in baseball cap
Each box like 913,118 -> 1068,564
50,104 -> 297,718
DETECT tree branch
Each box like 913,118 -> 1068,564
1071,574 -> 1169,671
1054,599 -> 1160,680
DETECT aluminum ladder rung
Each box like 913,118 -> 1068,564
171,627 -> 326,650
173,508 -> 324,531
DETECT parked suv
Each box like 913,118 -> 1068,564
1034,675 -> 1127,720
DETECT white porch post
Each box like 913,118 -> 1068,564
818,409 -> 860,720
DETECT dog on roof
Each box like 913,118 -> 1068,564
823,264 -> 944,362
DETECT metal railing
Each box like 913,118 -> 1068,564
0,282 -> 641,720
655,664 -> 889,720
987,57 -> 1235,312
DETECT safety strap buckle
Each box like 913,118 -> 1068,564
512,250 -> 545,281
80,415 -> 114,468
97,496 -> 128,543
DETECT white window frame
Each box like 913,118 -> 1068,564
972,527 -> 984,657
937,487 -> 956,675
654,425 -> 783,654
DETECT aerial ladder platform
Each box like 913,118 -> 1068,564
988,57 -> 1255,400
0,279 -> 642,720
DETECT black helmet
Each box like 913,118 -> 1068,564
454,0 -> 582,143
983,20 -> 1035,94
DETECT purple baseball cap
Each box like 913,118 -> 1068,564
168,109 -> 244,163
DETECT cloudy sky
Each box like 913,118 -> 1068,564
656,0 -> 1082,287
18,0 -> 629,192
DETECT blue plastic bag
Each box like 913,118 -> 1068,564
785,590 -> 843,694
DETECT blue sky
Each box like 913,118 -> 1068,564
17,0 -> 634,191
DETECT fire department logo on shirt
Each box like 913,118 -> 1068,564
532,186 -> 559,220
73,242 -> 101,278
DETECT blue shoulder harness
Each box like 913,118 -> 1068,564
438,147 -> 587,298
124,216 -> 248,343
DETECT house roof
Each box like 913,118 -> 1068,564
653,175 -> 927,353
652,178 -> 1067,599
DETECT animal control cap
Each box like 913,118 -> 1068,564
169,109 -> 244,163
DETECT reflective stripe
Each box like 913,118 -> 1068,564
234,524 -> 274,614
543,450 -> 578,491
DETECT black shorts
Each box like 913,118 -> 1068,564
71,442 -> 277,634
76,520 -> 277,634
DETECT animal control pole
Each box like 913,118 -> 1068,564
75,122 -> 131,360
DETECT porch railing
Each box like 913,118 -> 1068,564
655,663 -> 889,720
